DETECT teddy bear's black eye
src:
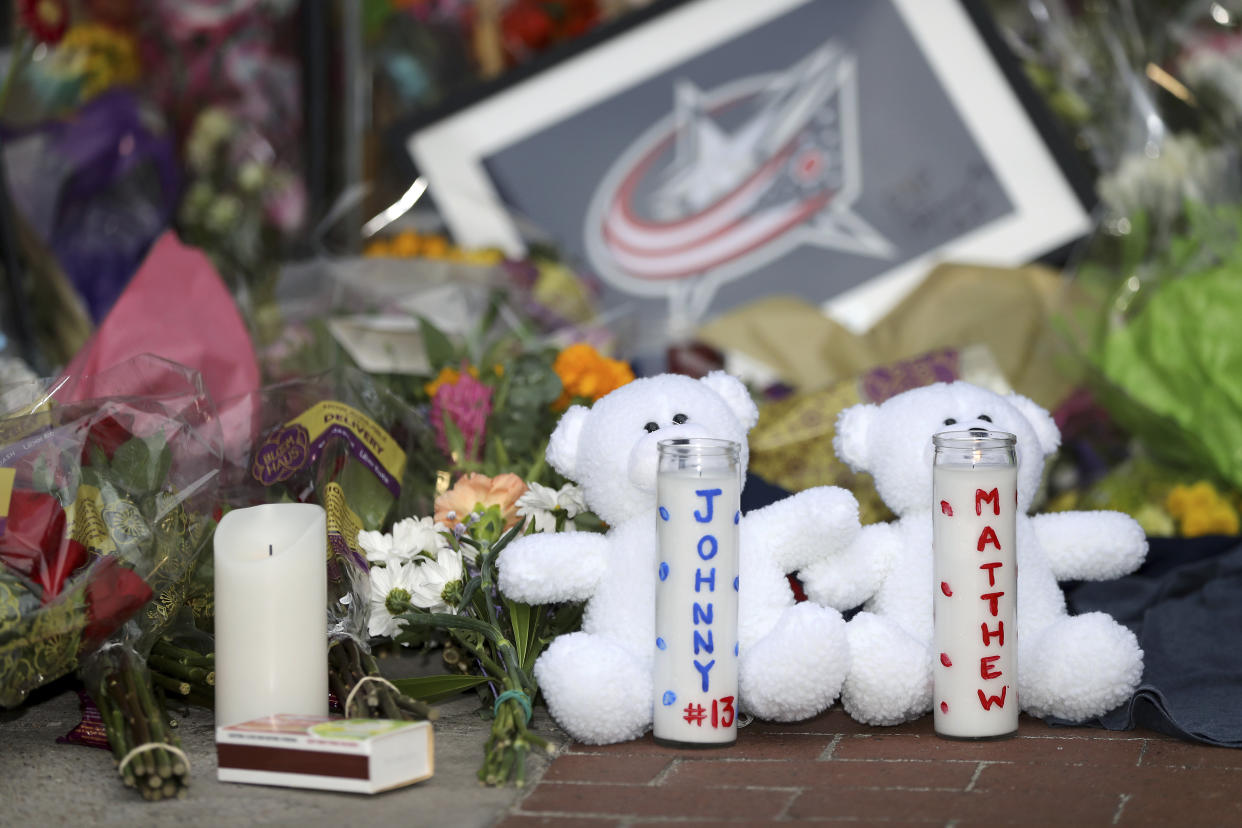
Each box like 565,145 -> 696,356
943,418 -> 957,426
672,413 -> 688,424
978,414 -> 992,423
644,421 -> 659,433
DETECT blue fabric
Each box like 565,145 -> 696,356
1060,536 -> 1242,747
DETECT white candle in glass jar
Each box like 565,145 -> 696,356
214,503 -> 328,727
653,438 -> 740,747
932,431 -> 1018,739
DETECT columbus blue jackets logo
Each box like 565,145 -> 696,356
584,42 -> 894,302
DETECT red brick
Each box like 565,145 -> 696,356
517,782 -> 792,820
497,816 -> 621,828
1119,788 -> 1242,826
792,784 -> 1119,825
1140,739 -> 1242,769
541,753 -> 673,784
833,731 -> 1145,765
662,757 -> 977,790
569,732 -> 832,760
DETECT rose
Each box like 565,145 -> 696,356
79,414 -> 134,466
0,490 -> 88,601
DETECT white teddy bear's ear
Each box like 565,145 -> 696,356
700,371 -> 758,431
833,402 -> 877,472
1005,393 -> 1062,456
546,405 -> 589,479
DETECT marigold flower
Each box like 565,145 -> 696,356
424,364 -> 480,398
1166,480 -> 1240,537
434,472 -> 527,532
552,342 -> 634,409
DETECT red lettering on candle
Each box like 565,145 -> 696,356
940,500 -> 953,516
977,686 -> 1008,710
940,652 -> 953,667
976,525 -> 1001,552
940,581 -> 953,597
981,620 -> 1005,646
979,561 -> 1002,587
976,488 -> 1001,516
980,591 -> 1004,616
940,701 -> 949,714
980,655 -> 1002,680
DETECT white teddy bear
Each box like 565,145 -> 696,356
799,381 -> 1146,726
498,371 -> 860,744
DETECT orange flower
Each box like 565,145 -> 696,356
552,342 -> 634,409
434,472 -> 527,531
424,364 -> 480,398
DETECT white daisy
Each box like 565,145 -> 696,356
367,561 -> 419,639
516,482 -> 560,533
408,545 -> 466,614
357,528 -> 409,566
391,515 -> 450,559
555,483 -> 587,519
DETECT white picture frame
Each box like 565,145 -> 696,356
404,0 -> 1092,334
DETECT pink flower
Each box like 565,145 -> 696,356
430,371 -> 492,461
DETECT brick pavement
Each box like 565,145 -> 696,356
498,709 -> 1242,826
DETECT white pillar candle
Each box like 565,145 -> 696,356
653,438 -> 740,747
932,430 -> 1018,739
214,503 -> 329,727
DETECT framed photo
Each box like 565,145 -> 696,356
403,0 -> 1093,336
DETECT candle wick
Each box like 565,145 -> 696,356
268,544 -> 273,557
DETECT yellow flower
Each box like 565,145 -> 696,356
552,342 -> 634,409
424,364 -> 480,398
1167,480 -> 1239,537
53,23 -> 139,100
434,472 -> 527,531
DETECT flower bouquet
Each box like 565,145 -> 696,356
0,355 -> 223,799
359,471 -> 589,786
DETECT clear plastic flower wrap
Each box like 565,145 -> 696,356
219,366 -> 439,722
0,355 -> 223,798
993,0 -> 1242,489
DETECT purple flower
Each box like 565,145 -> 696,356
430,371 -> 492,461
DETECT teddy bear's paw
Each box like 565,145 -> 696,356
840,612 -> 933,726
739,603 -> 849,722
1019,612 -> 1143,721
534,632 -> 653,744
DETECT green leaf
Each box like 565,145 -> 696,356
417,315 -> 458,370
507,600 -> 535,670
110,435 -> 153,495
390,673 -> 492,703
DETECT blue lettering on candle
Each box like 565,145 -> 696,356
734,510 -> 740,524
663,690 -> 676,706
695,568 -> 716,592
694,489 -> 722,522
694,659 -> 715,692
656,636 -> 667,650
697,534 -> 718,560
692,603 -> 714,624
658,562 -> 669,581
693,630 -> 714,654
733,575 -> 739,591
659,506 -> 669,521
